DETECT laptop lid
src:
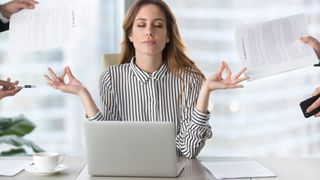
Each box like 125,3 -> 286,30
83,121 -> 181,177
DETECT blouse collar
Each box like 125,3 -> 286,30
129,57 -> 168,84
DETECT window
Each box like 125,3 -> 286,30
167,0 -> 320,156
0,0 -> 123,156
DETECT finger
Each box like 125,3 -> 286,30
47,82 -> 58,89
233,67 -> 247,79
307,97 -> 320,113
311,87 -> 320,96
12,88 -> 22,94
58,67 -> 67,80
232,76 -> 250,84
300,36 -> 320,57
66,66 -> 76,79
224,62 -> 232,79
214,61 -> 225,76
14,80 -> 19,86
0,80 -> 11,86
315,112 -> 320,117
12,0 -> 32,9
24,0 -> 38,5
4,88 -> 21,97
47,67 -> 60,82
44,74 -> 55,84
16,0 -> 37,8
300,36 -> 317,44
17,0 -> 38,4
19,3 -> 32,9
226,84 -> 244,89
4,78 -> 15,90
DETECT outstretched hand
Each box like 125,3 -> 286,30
0,78 -> 21,100
0,0 -> 38,18
203,61 -> 249,91
44,66 -> 85,95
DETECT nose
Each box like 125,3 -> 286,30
145,32 -> 153,37
145,31 -> 153,37
145,26 -> 153,37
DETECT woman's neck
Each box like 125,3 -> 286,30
135,53 -> 163,74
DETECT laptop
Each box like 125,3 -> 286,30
83,121 -> 185,177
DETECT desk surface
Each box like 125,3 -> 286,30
1,156 -> 320,180
0,156 -> 86,180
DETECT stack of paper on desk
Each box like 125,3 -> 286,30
202,161 -> 276,179
235,14 -> 318,81
0,159 -> 32,176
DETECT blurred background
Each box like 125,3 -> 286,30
1,0 -> 320,157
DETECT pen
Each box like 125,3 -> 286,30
15,85 -> 36,88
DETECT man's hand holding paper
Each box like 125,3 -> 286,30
235,14 -> 318,81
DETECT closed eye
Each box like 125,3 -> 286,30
137,23 -> 145,27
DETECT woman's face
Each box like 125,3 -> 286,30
129,4 -> 168,57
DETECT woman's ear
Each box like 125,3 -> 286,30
129,32 -> 133,42
166,37 -> 169,43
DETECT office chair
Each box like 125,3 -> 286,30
102,53 -> 120,69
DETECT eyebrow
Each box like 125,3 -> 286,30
135,18 -> 165,22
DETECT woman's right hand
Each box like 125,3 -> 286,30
44,66 -> 85,95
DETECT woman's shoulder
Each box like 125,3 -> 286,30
101,63 -> 131,76
100,63 -> 131,86
178,67 -> 204,84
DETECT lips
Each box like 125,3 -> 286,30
143,40 -> 156,44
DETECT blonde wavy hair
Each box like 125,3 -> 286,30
120,0 -> 205,80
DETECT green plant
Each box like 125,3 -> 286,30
0,115 -> 44,156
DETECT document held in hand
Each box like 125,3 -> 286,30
9,0 -> 77,54
235,14 -> 318,81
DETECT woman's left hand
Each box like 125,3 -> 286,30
203,61 -> 249,92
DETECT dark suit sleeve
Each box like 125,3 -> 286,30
0,21 -> 9,32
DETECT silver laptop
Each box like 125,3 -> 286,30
83,121 -> 184,177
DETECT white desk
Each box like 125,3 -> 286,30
0,156 -> 86,180
1,156 -> 320,179
199,157 -> 320,180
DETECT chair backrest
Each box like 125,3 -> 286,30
102,53 -> 120,69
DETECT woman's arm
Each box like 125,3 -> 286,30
176,73 -> 212,158
44,66 -> 98,118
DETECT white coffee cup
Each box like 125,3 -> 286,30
33,152 -> 64,172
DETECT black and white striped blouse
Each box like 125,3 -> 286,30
88,58 -> 212,158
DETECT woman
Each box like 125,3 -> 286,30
45,0 -> 249,158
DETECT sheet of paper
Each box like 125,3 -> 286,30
9,0 -> 77,54
0,159 -> 32,176
235,14 -> 318,81
202,161 -> 276,179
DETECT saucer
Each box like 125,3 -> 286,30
25,164 -> 68,175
